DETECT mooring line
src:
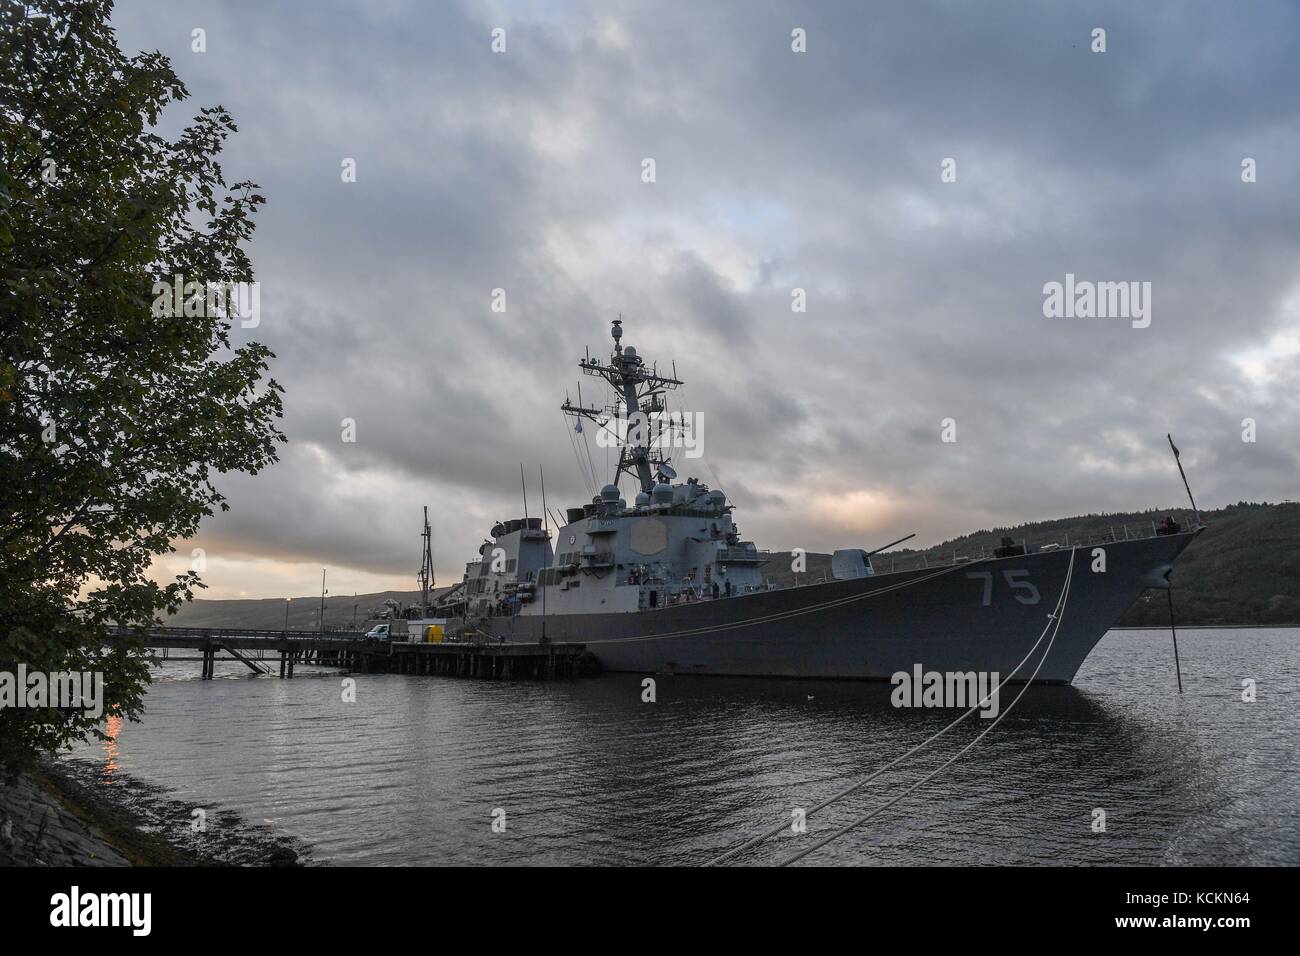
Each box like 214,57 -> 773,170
703,547 -> 1077,867
776,548 -> 1077,866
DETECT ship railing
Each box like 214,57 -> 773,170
868,510 -> 1201,577
716,547 -> 771,564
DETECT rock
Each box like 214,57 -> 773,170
265,844 -> 299,866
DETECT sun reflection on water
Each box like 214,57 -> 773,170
102,714 -> 122,779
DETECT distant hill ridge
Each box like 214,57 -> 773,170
165,501 -> 1300,629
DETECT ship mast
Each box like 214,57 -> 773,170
561,318 -> 683,494
417,505 -> 434,613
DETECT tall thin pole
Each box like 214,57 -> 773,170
539,466 -> 549,535
1167,434 -> 1200,526
520,463 -> 529,521
1167,588 -> 1184,693
539,464 -> 549,643
419,505 -> 433,613
284,598 -> 289,632
319,568 -> 327,636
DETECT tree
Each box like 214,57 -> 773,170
0,0 -> 284,778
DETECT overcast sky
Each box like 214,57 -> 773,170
110,1 -> 1300,600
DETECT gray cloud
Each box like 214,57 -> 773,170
110,1 -> 1300,595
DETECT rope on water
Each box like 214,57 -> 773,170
703,546 -> 1078,867
777,547 -> 1078,866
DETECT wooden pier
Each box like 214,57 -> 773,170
388,640 -> 595,679
124,627 -> 597,681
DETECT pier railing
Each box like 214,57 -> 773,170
112,625 -> 372,642
114,625 -> 594,681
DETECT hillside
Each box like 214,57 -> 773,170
855,501 -> 1300,626
165,588 -> 455,631
761,501 -> 1296,626
165,502 -> 1300,629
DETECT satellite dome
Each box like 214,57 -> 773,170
600,484 -> 620,500
634,492 -> 651,508
652,482 -> 673,505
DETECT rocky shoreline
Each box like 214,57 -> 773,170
0,758 -> 310,867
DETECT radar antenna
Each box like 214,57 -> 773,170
561,318 -> 683,494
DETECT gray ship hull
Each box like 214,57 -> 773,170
484,531 -> 1198,684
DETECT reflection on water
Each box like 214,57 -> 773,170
68,628 -> 1300,866
102,714 -> 122,779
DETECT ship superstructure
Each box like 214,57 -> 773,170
432,320 -> 1200,684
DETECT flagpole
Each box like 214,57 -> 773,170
1167,433 -> 1200,526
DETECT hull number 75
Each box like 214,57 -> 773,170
966,569 -> 1041,606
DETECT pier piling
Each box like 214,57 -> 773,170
130,627 -> 595,682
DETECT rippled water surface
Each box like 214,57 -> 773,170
67,628 -> 1300,865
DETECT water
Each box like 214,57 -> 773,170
67,628 -> 1300,865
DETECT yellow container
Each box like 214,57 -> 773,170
426,625 -> 444,644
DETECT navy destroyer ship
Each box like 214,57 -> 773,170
430,320 -> 1200,684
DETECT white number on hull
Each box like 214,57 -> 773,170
1002,569 -> 1041,605
966,570 -> 1041,606
967,571 -> 993,606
